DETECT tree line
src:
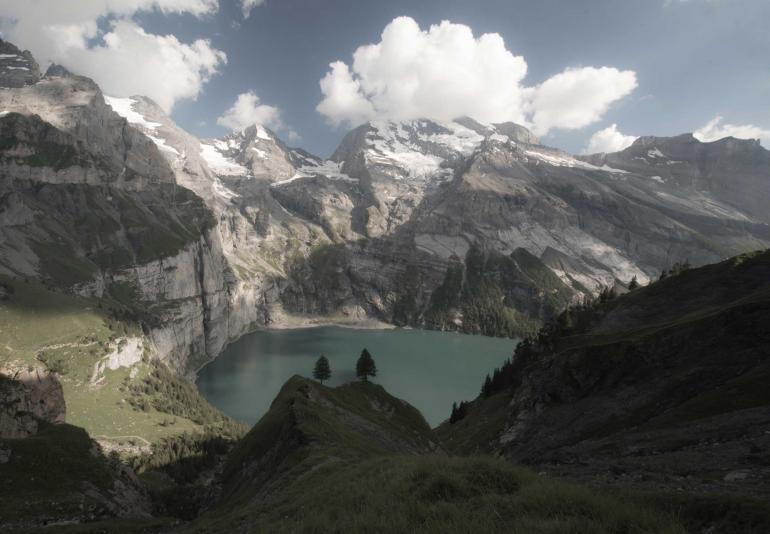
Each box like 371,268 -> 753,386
449,259 -> 692,425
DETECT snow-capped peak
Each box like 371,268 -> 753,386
362,119 -> 487,179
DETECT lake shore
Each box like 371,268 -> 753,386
264,313 -> 397,331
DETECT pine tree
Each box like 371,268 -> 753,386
355,348 -> 377,381
628,275 -> 639,290
313,355 -> 331,384
450,402 -> 458,424
481,374 -> 492,397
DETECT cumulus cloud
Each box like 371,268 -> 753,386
241,0 -> 266,19
0,0 -> 225,113
217,90 -> 282,131
584,124 -> 638,154
317,62 -> 377,127
527,67 -> 638,136
316,17 -> 637,134
694,115 -> 770,147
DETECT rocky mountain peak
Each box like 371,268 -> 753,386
0,39 -> 40,88
492,121 -> 540,144
43,64 -> 74,79
330,117 -> 540,182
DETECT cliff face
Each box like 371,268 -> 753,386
0,369 -> 65,438
0,56 -> 237,372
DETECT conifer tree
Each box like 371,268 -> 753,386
356,348 -> 377,381
481,374 -> 492,397
450,402 -> 459,424
313,355 -> 331,384
628,275 -> 639,290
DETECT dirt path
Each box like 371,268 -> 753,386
94,434 -> 152,447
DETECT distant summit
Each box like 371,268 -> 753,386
0,39 -> 40,88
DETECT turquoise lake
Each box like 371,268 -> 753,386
196,326 -> 516,427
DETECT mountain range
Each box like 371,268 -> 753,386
2,38 -> 769,376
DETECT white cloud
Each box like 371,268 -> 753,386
527,67 -> 638,136
286,129 -> 302,144
241,0 -> 266,19
0,0 -> 225,113
694,115 -> 769,147
317,61 -> 376,127
584,124 -> 638,154
217,90 -> 282,131
317,17 -> 637,135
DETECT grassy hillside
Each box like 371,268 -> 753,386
187,454 -> 686,534
0,276 -> 244,451
438,250 -> 770,500
181,376 -> 688,533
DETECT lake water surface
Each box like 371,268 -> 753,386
196,326 -> 516,427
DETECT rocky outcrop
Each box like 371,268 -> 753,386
0,39 -> 40,88
0,368 -> 65,438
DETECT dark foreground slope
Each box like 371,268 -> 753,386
439,250 -> 770,500
184,377 -> 685,534
3,362 -> 765,532
0,420 -> 159,532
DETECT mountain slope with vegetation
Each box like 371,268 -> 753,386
438,250 -> 770,502
182,376 -> 687,534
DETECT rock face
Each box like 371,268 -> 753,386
2,40 -> 770,371
438,250 -> 770,498
0,368 -> 66,438
581,134 -> 770,224
0,39 -> 40,88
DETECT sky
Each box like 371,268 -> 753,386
1,0 -> 768,157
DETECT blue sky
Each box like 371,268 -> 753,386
2,0 -> 769,156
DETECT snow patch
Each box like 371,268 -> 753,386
365,120 -> 481,179
647,148 -> 665,158
199,142 -> 250,176
213,179 -> 240,200
147,134 -> 179,156
250,147 -> 268,159
255,125 -> 271,140
488,133 -> 511,144
427,120 -> 485,154
524,149 -> 628,174
650,175 -> 665,183
272,160 -> 357,187
104,96 -> 161,131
